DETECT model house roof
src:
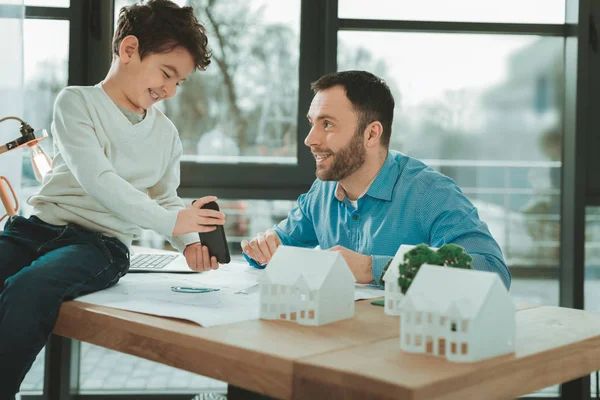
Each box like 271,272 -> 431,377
382,244 -> 415,281
260,246 -> 355,290
401,264 -> 509,319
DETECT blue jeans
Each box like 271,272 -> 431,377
0,215 -> 130,399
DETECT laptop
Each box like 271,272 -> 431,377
128,252 -> 197,273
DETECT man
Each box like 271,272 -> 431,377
241,70 -> 510,289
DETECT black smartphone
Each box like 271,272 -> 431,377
197,201 -> 231,264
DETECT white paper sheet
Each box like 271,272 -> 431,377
77,262 -> 263,327
354,284 -> 385,300
76,263 -> 385,327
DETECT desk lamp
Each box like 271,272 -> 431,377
0,116 -> 51,222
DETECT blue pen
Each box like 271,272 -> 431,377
171,286 -> 220,293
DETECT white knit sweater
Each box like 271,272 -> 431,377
29,84 -> 198,251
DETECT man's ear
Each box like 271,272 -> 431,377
364,121 -> 384,148
119,35 -> 140,64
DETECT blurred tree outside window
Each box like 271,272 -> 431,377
115,0 -> 301,164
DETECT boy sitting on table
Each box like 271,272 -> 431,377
0,1 -> 224,397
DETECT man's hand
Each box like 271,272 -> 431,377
241,229 -> 281,265
327,245 -> 373,284
184,243 -> 219,272
172,196 -> 225,236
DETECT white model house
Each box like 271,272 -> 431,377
382,244 -> 437,316
399,264 -> 515,362
259,246 -> 355,326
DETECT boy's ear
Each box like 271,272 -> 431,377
119,35 -> 139,64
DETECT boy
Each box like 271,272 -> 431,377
0,1 -> 222,397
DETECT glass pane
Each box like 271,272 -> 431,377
18,18 -> 69,397
339,32 -> 564,397
586,207 -> 600,312
339,0 -> 565,24
18,19 -> 69,213
25,0 -> 69,6
339,31 -> 563,309
114,0 -> 301,164
0,4 -> 24,232
587,207 -> 600,396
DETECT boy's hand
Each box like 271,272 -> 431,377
172,196 -> 225,236
241,229 -> 281,265
184,243 -> 219,271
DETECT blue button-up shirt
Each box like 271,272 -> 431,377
246,151 -> 511,289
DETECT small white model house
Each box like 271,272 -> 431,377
399,264 -> 515,363
382,244 -> 437,316
259,246 -> 355,326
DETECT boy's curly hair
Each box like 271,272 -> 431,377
113,0 -> 211,71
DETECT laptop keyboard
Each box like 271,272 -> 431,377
130,253 -> 178,270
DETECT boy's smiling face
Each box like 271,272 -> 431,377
116,35 -> 195,113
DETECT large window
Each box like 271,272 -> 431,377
14,3 -> 70,396
11,0 -> 597,398
339,31 -> 564,307
336,3 -> 575,397
19,18 -> 69,215
115,0 -> 301,165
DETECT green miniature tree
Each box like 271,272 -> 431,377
436,243 -> 473,269
397,244 -> 472,294
378,244 -> 440,287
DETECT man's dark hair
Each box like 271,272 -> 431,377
311,70 -> 395,148
113,0 -> 211,71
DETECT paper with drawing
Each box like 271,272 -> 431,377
76,261 -> 384,327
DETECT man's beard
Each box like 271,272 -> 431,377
315,130 -> 366,181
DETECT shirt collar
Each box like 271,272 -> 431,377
334,152 -> 400,203
334,179 -> 373,202
334,184 -> 346,201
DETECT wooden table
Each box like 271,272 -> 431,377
48,298 -> 545,399
294,306 -> 600,400
52,297 -> 399,399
